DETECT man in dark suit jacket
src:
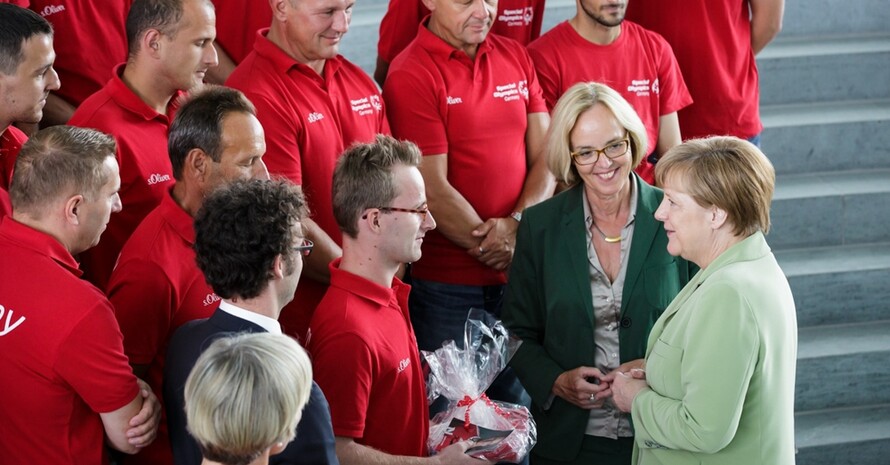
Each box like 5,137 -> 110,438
163,179 -> 339,465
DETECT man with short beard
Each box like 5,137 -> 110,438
527,0 -> 692,185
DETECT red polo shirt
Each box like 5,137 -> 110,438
377,0 -> 545,65
528,21 -> 692,183
626,0 -> 762,139
227,29 -> 389,340
107,189 -> 217,465
0,217 -> 139,465
0,125 -> 27,191
69,64 -> 179,290
309,259 -> 429,457
211,0 -> 271,64
30,0 -> 129,107
383,27 -> 547,286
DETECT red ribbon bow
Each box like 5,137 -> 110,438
455,393 -> 508,428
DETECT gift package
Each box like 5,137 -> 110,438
424,309 -> 537,463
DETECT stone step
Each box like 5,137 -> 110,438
761,98 -> 890,176
758,33 -> 890,105
781,0 -> 890,38
795,320 -> 890,411
795,404 -> 890,465
774,242 -> 890,328
769,168 -> 890,249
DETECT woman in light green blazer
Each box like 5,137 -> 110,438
612,137 -> 798,465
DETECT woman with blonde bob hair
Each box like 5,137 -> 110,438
502,82 -> 695,465
612,137 -> 797,465
185,333 -> 313,465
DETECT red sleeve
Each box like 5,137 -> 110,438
55,301 -> 140,413
520,46 -> 548,115
653,34 -> 693,115
311,331 -> 374,439
527,41 -> 561,112
108,258 -> 174,365
377,0 -> 427,63
0,126 -> 28,191
383,66 -> 449,156
245,92 -> 303,184
529,0 -> 546,41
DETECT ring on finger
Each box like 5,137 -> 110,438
589,393 -> 596,402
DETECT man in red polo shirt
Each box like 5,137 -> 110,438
27,0 -> 130,126
0,126 -> 160,465
382,0 -> 554,428
373,0 -> 545,86
527,0 -> 692,184
106,86 -> 269,465
626,0 -> 784,145
69,0 -> 218,290
227,0 -> 389,342
310,136 -> 483,465
0,4 -> 60,189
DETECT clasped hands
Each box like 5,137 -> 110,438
467,217 -> 518,271
553,360 -> 647,412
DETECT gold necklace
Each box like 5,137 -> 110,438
591,220 -> 622,243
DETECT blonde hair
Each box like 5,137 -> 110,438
655,136 -> 775,236
546,82 -> 648,185
185,333 -> 312,465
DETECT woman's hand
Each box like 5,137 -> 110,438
552,367 -> 612,409
612,371 -> 648,413
602,358 -> 646,384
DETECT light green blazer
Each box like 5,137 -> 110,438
631,232 -> 798,465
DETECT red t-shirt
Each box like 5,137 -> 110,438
377,0 -> 545,64
384,28 -> 547,286
210,0 -> 271,64
30,0 -> 129,107
106,189 -> 218,465
227,29 -> 389,340
0,0 -> 29,6
625,0 -> 762,139
0,125 -> 27,191
0,217 -> 139,465
69,64 -> 178,290
528,20 -> 693,183
309,259 -> 429,457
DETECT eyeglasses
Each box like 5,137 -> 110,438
293,239 -> 314,257
570,137 -> 630,165
362,206 -> 430,222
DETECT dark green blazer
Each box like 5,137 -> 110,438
503,176 -> 695,462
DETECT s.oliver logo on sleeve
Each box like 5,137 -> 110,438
492,81 -> 529,103
147,173 -> 172,186
0,304 -> 26,336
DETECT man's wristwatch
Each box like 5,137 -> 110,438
510,211 -> 523,223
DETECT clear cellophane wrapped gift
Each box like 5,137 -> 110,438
424,309 -> 536,463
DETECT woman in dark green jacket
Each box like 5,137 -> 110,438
502,82 -> 695,465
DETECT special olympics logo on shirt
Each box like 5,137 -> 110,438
652,78 -> 660,95
493,81 -> 527,102
524,7 -> 534,25
370,95 -> 383,112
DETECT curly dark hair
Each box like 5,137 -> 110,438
193,179 -> 307,300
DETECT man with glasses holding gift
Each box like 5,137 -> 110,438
382,0 -> 555,428
165,178 -> 340,465
309,136 -> 485,465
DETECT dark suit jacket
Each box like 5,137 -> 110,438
502,177 -> 695,461
164,308 -> 340,465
